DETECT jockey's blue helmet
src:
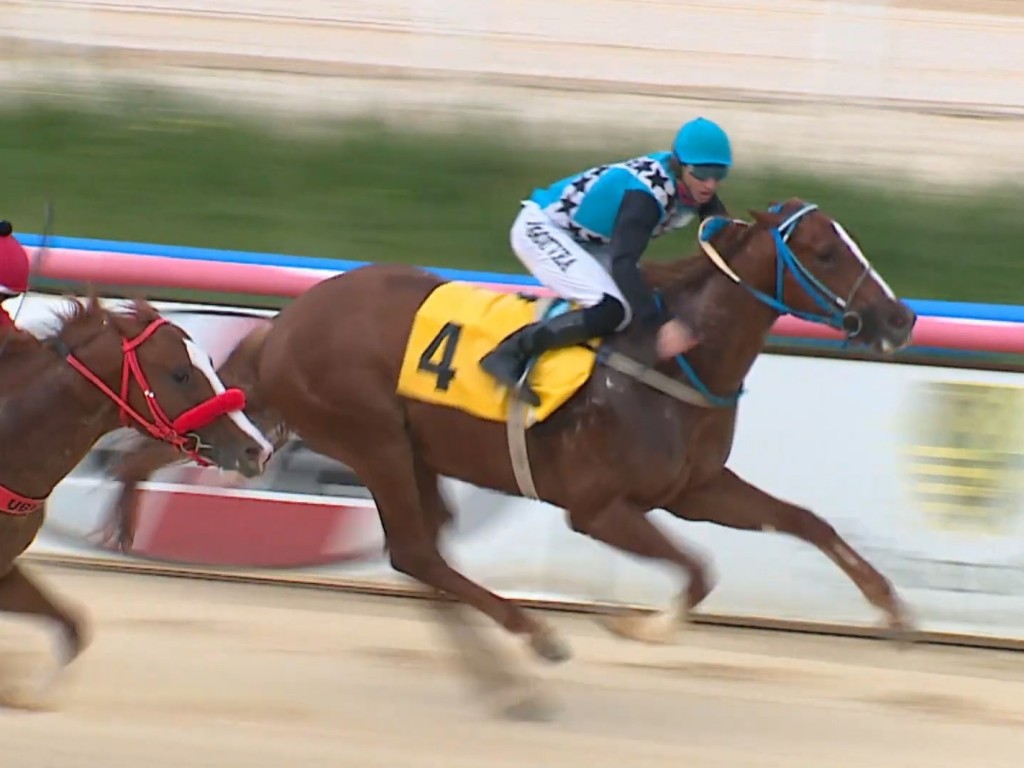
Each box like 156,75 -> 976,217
672,117 -> 732,172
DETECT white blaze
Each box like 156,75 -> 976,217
832,221 -> 896,299
184,338 -> 274,466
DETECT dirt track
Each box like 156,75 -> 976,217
0,566 -> 1023,767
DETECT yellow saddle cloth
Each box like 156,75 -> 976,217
397,282 -> 597,423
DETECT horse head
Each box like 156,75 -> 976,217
53,294 -> 275,477
696,197 -> 916,353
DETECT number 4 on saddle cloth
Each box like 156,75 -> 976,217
397,282 -> 597,424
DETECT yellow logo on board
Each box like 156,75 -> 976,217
396,282 -> 597,424
907,381 -> 1024,535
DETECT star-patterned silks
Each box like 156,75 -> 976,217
541,156 -> 681,245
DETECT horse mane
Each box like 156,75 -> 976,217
57,292 -> 160,333
52,294 -> 102,332
0,292 -> 158,359
641,217 -> 758,294
641,252 -> 716,293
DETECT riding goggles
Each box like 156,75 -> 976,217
688,164 -> 729,182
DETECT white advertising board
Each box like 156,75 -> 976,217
11,295 -> 1024,643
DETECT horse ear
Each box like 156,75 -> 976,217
82,289 -> 112,330
106,305 -> 136,337
129,293 -> 160,322
85,285 -> 102,315
749,209 -> 781,227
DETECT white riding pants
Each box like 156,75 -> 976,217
509,201 -> 631,331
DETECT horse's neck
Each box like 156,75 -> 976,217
0,347 -> 118,499
679,269 -> 781,400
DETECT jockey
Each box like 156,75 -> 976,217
0,221 -> 31,331
479,116 -> 733,406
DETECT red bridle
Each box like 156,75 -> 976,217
64,316 -> 249,467
2,316 -> 249,516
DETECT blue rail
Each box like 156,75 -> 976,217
20,232 -> 1024,324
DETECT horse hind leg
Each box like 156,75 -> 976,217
414,464 -> 556,721
664,468 -> 913,642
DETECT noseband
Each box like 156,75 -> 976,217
698,202 -> 872,335
2,315 -> 247,516
643,202 -> 874,410
62,316 -> 247,465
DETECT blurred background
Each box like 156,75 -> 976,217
1,0 -> 1022,305
4,7 -> 1024,757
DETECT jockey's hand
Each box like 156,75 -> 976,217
656,318 -> 699,359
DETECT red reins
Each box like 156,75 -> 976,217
63,316 -> 248,467
3,315 -> 250,515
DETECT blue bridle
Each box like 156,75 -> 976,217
661,202 -> 870,408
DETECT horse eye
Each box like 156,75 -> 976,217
171,367 -> 191,385
817,246 -> 837,264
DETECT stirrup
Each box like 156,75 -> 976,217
510,377 -> 541,408
481,352 -> 542,407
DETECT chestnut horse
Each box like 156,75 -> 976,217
99,199 -> 916,714
0,294 -> 274,700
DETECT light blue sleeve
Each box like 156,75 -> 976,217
573,168 -> 666,239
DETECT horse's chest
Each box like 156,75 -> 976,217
637,411 -> 734,502
566,375 -> 737,488
660,409 -> 737,479
604,400 -> 710,467
697,411 -> 737,457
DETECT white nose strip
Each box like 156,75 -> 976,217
183,339 -> 276,464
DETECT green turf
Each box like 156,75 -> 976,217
3,91 -> 1022,305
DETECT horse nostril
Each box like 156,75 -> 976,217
245,446 -> 262,459
889,307 -> 915,330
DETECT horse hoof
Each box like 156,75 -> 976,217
885,617 -> 918,649
0,684 -> 57,712
0,648 -> 82,712
601,610 -> 679,645
529,629 -> 572,664
882,600 -> 918,649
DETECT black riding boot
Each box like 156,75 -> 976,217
479,309 -> 593,407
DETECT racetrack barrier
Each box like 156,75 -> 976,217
16,234 -> 1024,357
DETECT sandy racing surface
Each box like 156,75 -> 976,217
0,565 -> 1022,767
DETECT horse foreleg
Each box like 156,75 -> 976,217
0,562 -> 89,703
567,499 -> 715,644
94,441 -> 183,552
664,468 -> 912,639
